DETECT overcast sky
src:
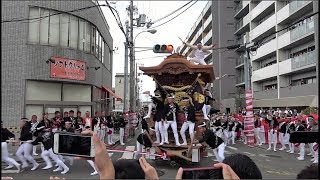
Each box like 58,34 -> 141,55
100,0 -> 208,101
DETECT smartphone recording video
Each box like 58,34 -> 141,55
53,132 -> 95,158
182,167 -> 222,179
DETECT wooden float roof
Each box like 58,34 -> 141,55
139,53 -> 215,83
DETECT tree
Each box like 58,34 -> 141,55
302,107 -> 318,115
234,87 -> 245,112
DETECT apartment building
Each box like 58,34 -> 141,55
234,0 -> 318,110
179,1 -> 239,113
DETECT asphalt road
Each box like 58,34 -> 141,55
2,128 -> 315,179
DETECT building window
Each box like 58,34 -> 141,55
28,6 -> 108,64
26,81 -> 62,101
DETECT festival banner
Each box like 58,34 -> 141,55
50,57 -> 86,81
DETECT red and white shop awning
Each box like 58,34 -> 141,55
101,86 -> 122,101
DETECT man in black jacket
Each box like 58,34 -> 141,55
196,121 -> 225,162
118,113 -> 127,145
148,88 -> 165,144
266,116 -> 279,152
16,118 -> 39,170
180,97 -> 196,146
162,93 -> 181,146
295,119 -> 306,161
106,112 -> 115,145
31,132 -> 69,173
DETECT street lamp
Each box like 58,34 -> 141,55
129,29 -> 157,112
134,29 -> 157,44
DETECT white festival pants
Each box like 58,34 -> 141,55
180,121 -> 195,144
213,143 -> 225,162
160,121 -> 180,145
268,130 -> 277,149
202,105 -> 211,119
100,127 -> 106,143
231,131 -> 236,144
16,143 -> 37,167
42,148 -> 69,171
120,128 -> 125,144
223,130 -> 230,145
135,141 -> 145,159
279,133 -> 287,149
299,143 -> 305,159
108,128 -> 114,144
154,121 -> 162,143
2,142 -> 20,168
254,128 -> 262,145
190,57 -> 207,65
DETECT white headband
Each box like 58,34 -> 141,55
182,99 -> 189,102
167,96 -> 174,99
198,122 -> 206,127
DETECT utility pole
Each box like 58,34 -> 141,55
243,32 -> 255,147
129,0 -> 135,112
313,1 -> 319,95
123,21 -> 129,113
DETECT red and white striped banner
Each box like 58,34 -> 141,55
244,90 -> 254,147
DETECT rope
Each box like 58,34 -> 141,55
104,146 -> 170,160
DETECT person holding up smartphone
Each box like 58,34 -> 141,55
195,121 -> 225,162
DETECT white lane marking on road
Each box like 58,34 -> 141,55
121,146 -> 135,159
1,169 -> 19,173
243,152 -> 256,156
226,146 -> 238,151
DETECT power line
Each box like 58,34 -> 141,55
135,55 -> 168,61
104,1 -> 127,41
151,0 -> 193,24
151,0 -> 198,29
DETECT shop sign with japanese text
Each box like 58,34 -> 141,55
50,57 -> 86,81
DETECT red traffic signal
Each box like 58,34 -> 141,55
153,44 -> 174,53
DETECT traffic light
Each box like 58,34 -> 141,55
153,44 -> 174,53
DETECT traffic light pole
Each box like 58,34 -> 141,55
129,0 -> 136,112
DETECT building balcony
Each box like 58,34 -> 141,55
203,30 -> 212,45
251,38 -> 277,62
202,1 -> 212,19
289,1 -> 312,14
234,13 -> 250,35
292,50 -> 316,70
250,14 -> 276,42
251,1 -> 275,22
252,63 -> 278,82
277,1 -> 313,25
279,51 -> 316,75
278,19 -> 314,49
253,89 -> 278,100
280,83 -> 317,98
203,15 -> 212,32
234,0 -> 250,19
291,19 -> 314,42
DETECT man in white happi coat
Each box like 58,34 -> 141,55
179,37 -> 216,65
